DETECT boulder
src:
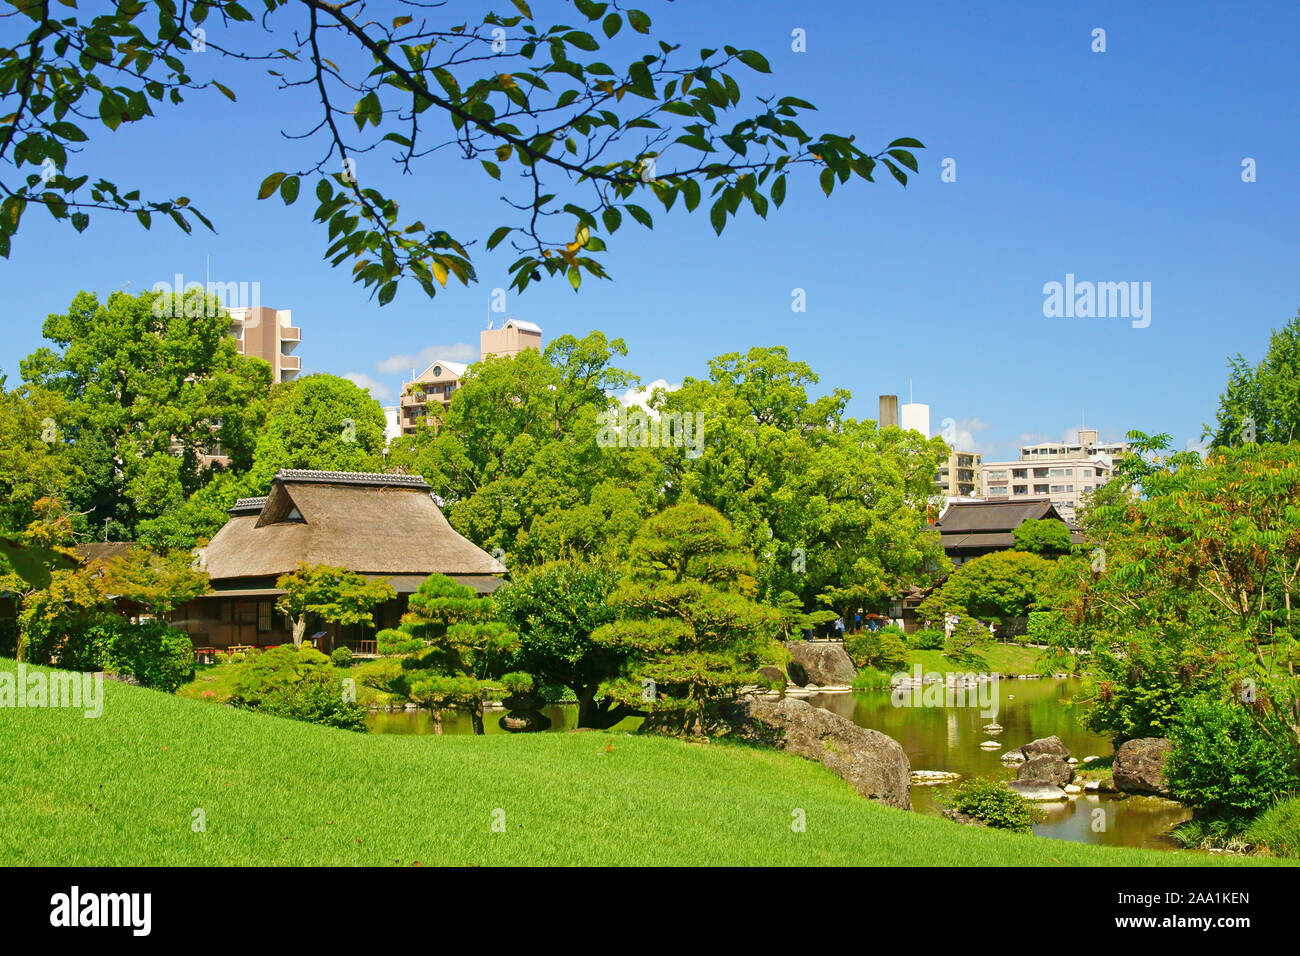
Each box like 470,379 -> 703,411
1019,735 -> 1071,760
756,665 -> 785,685
1017,754 -> 1075,787
1112,737 -> 1173,796
1006,781 -> 1067,802
718,696 -> 911,809
784,641 -> 857,687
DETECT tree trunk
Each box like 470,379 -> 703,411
471,701 -> 485,735
290,615 -> 306,648
432,708 -> 443,736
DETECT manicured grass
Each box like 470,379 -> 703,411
1,658 -> 1285,866
908,643 -> 1047,676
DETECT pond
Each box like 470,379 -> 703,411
367,678 -> 1191,850
809,678 -> 1191,850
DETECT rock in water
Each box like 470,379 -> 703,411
1019,735 -> 1071,760
1006,780 -> 1068,801
1017,754 -> 1075,787
783,641 -> 857,687
718,696 -> 911,809
1112,737 -> 1173,796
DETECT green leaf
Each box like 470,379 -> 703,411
212,81 -> 236,102
280,175 -> 300,204
770,174 -> 787,208
819,168 -> 834,196
737,50 -> 771,73
487,226 -> 511,250
709,199 -> 727,235
681,178 -> 701,212
627,9 -> 651,33
258,172 -> 287,200
625,204 -> 653,229
601,206 -> 622,232
567,265 -> 581,291
602,13 -> 622,37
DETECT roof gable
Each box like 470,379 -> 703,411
935,498 -> 1063,534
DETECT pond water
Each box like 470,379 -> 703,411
367,678 -> 1191,850
809,679 -> 1192,849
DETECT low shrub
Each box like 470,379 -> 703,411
329,646 -> 354,667
844,628 -> 908,671
102,621 -> 194,692
907,627 -> 944,650
948,778 -> 1041,833
242,682 -> 368,732
1244,796 -> 1300,858
1166,693 -> 1300,817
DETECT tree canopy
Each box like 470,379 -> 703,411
0,0 -> 922,304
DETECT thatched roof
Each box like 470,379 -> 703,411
74,542 -> 136,563
934,498 -> 1084,554
202,470 -> 506,582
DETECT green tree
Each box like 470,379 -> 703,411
388,332 -> 659,567
493,560 -> 629,728
656,347 -> 949,616
383,574 -> 518,734
18,289 -> 271,538
0,2 -> 922,302
274,563 -> 395,648
0,375 -> 74,535
1206,309 -> 1300,447
918,551 -> 1053,624
249,374 -> 387,487
1012,518 -> 1074,557
592,503 -> 777,736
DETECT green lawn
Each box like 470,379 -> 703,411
0,658 -> 1284,866
908,643 -> 1047,676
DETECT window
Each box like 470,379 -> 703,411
987,470 -> 1007,480
258,602 -> 272,632
219,601 -> 233,624
988,486 -> 1008,495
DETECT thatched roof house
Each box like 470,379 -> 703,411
179,469 -> 506,655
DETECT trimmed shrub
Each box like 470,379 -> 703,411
907,627 -> 944,650
330,646 -> 354,667
1166,694 -> 1300,817
101,620 -> 194,692
844,628 -> 908,671
948,778 -> 1041,833
244,682 -> 368,732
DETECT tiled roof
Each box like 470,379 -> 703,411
273,469 -> 432,490
229,496 -> 268,514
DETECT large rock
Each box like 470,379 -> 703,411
1017,754 -> 1075,787
718,696 -> 911,809
1019,735 -> 1071,760
1007,781 -> 1067,802
784,641 -> 856,687
1112,737 -> 1173,796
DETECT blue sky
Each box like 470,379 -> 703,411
3,0 -> 1297,460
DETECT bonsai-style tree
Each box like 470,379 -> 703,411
381,573 -> 518,734
275,562 -> 395,648
593,502 -> 776,736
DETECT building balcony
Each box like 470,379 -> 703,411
280,354 -> 301,372
279,325 -> 301,343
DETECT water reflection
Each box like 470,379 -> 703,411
808,679 -> 1191,849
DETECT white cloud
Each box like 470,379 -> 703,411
612,378 -> 680,411
938,416 -> 994,454
343,372 -> 392,400
376,342 -> 478,376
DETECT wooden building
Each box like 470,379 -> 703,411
175,469 -> 506,656
933,498 -> 1084,567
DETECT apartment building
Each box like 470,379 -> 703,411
227,306 -> 302,384
480,318 -> 542,358
399,318 -> 544,437
936,449 -> 983,497
979,429 -> 1126,523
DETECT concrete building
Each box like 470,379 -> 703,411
227,306 -> 301,383
481,318 -> 542,358
878,395 -> 900,429
900,402 -> 930,438
399,318 -> 544,437
979,429 -> 1127,524
936,449 -> 983,498
398,359 -> 468,436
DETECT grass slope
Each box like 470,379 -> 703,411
0,660 -> 1282,866
908,644 -> 1046,676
